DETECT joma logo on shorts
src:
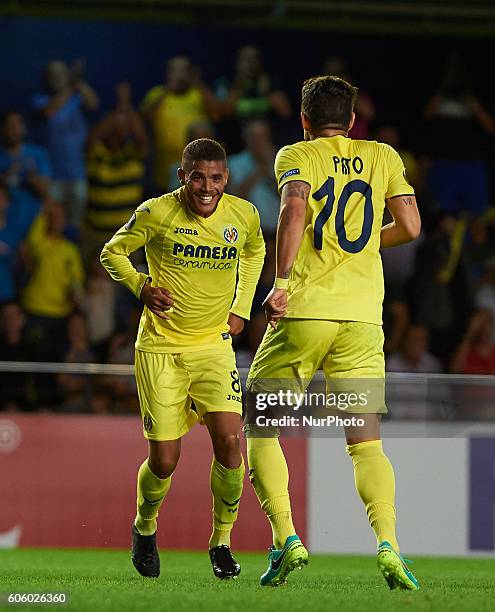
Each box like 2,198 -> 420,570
174,227 -> 198,235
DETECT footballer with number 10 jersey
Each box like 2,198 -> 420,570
245,77 -> 421,591
247,136 -> 415,403
274,136 -> 414,324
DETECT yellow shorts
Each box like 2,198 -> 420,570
247,319 -> 386,415
135,343 -> 242,441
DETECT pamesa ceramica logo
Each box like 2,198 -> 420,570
223,225 -> 238,244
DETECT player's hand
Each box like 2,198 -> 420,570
263,288 -> 288,330
140,281 -> 174,320
228,313 -> 245,336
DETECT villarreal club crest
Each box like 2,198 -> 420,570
223,225 -> 238,244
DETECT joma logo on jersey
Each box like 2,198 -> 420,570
174,227 -> 198,236
173,243 -> 238,259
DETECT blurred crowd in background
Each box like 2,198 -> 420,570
1,46 -> 495,414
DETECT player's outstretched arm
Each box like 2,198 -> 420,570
264,180 -> 309,328
381,195 -> 421,249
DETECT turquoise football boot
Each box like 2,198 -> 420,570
260,535 -> 308,587
377,540 -> 420,590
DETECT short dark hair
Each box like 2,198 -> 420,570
301,76 -> 357,131
181,138 -> 227,172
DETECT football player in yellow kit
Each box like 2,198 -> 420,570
101,139 -> 265,580
245,77 -> 421,589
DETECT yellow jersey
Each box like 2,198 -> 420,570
275,136 -> 414,325
22,214 -> 85,318
100,187 -> 265,352
140,86 -> 206,188
86,141 -> 145,233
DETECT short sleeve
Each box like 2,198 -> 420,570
383,144 -> 415,199
274,145 -> 311,193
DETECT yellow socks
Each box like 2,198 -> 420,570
247,437 -> 295,549
134,460 -> 172,536
346,440 -> 399,551
209,457 -> 245,549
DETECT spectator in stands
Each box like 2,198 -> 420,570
0,110 -> 51,229
386,324 -> 447,421
216,45 -> 291,151
375,125 -> 420,191
424,53 -> 495,217
220,45 -> 291,121
0,302 -> 32,411
82,251 -> 117,362
0,183 -> 27,303
412,212 -> 471,361
141,56 -> 221,193
32,59 -> 99,229
103,308 -> 140,413
387,324 -> 442,373
63,312 -> 95,363
84,82 -> 147,254
166,119 -> 214,191
22,201 -> 85,362
465,218 -> 495,294
383,299 -> 410,356
381,177 -> 423,355
228,119 -> 279,235
475,258 -> 495,338
57,312 -> 95,412
450,310 -> 495,374
324,57 -> 375,140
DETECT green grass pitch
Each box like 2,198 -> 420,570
2,549 -> 495,612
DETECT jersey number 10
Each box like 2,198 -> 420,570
313,177 -> 373,254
